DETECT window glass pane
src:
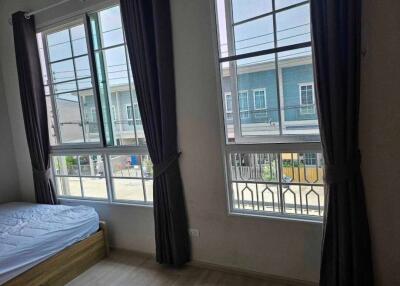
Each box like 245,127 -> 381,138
142,155 -> 153,178
276,4 -> 310,47
54,81 -> 77,94
80,90 -> 100,142
55,93 -> 84,143
98,6 -> 124,47
74,56 -> 91,78
77,78 -> 92,90
70,24 -> 87,56
56,177 -> 82,197
53,155 -> 79,176
103,46 -> 129,86
82,178 -> 107,199
275,0 -> 305,10
109,154 -> 152,203
47,29 -> 72,62
50,60 -> 75,83
113,179 -> 144,201
232,0 -> 272,23
79,155 -> 104,176
110,154 -> 142,177
144,180 -> 153,202
281,152 -> 324,215
234,16 -> 274,55
277,47 -> 318,135
236,54 -> 280,136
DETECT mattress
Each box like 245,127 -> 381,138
0,202 -> 99,285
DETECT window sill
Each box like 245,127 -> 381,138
228,210 -> 323,225
58,197 -> 154,208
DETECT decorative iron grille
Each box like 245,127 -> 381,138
228,152 -> 325,219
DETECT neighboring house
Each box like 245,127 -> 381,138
50,84 -> 144,146
221,55 -> 318,136
50,55 -> 317,145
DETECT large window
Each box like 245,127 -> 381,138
214,0 -> 324,220
37,5 -> 152,205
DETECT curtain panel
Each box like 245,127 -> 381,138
120,0 -> 191,266
12,12 -> 57,205
311,1 -> 373,285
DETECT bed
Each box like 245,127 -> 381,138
0,202 -> 109,286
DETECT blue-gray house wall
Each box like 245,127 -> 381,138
222,63 -> 317,124
282,64 -> 316,121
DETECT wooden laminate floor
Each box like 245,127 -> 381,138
66,250 -> 293,286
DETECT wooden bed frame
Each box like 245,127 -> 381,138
4,221 -> 109,286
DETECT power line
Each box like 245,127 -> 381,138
220,23 -> 310,47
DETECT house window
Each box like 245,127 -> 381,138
301,153 -> 317,166
214,0 -> 324,220
253,88 -> 267,110
126,105 -> 134,126
238,90 -> 249,119
38,5 -> 152,205
111,106 -> 117,121
225,92 -> 233,120
299,83 -> 315,115
127,104 -> 142,126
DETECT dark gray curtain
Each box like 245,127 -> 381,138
12,12 -> 57,205
311,1 -> 373,285
120,0 -> 191,266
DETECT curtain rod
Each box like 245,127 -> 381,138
8,0 -> 84,25
24,0 -> 75,18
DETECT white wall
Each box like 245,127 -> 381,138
360,0 -> 400,285
0,57 -> 19,203
0,0 -> 323,283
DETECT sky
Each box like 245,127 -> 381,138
216,0 -> 311,66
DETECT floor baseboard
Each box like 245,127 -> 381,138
111,247 -> 318,286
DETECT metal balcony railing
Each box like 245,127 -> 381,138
228,152 -> 325,219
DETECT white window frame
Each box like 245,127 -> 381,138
213,0 -> 319,145
38,4 -> 152,207
298,82 -> 315,115
211,0 -> 324,222
253,88 -> 267,110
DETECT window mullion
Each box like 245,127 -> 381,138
77,155 -> 84,198
104,153 -> 114,203
271,0 -> 283,136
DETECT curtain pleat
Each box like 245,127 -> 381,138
12,12 -> 57,205
310,1 -> 373,285
120,0 -> 191,266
